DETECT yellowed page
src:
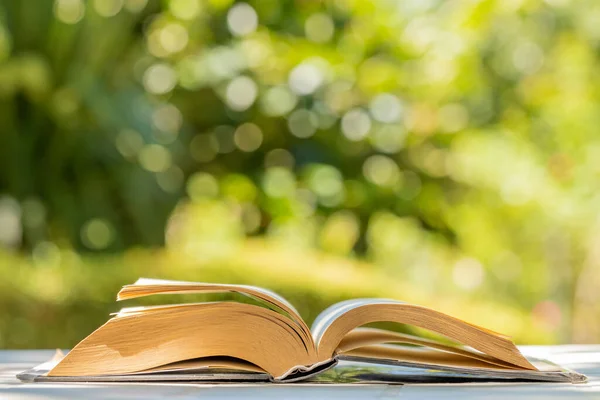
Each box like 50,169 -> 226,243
343,344 -> 514,370
140,356 -> 265,373
313,299 -> 535,370
117,278 -> 312,343
337,327 -> 518,369
49,302 -> 317,379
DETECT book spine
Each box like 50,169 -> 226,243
271,358 -> 338,382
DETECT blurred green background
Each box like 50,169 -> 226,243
1,0 -> 600,348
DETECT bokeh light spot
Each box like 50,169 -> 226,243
240,38 -> 271,68
262,167 -> 296,198
369,93 -> 403,123
187,172 -> 219,200
287,109 -> 318,138
234,122 -> 263,152
512,41 -> 544,75
143,63 -> 177,94
93,0 -> 123,17
169,0 -> 201,20
370,124 -> 406,154
227,3 -> 258,37
307,165 -> 344,199
260,86 -> 297,116
54,0 -> 85,24
81,219 -> 114,250
305,13 -> 335,43
0,197 -> 22,248
289,63 -> 324,95
159,23 -> 189,54
52,87 -> 80,117
116,129 -> 144,159
152,103 -> 182,136
264,149 -> 295,170
225,75 -> 258,111
363,155 -> 401,187
157,166 -> 184,193
342,108 -> 371,141
138,144 -> 172,172
124,0 -> 148,13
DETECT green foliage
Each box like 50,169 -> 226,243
0,241 -> 550,348
1,0 -> 600,345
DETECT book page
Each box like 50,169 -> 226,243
48,302 -> 317,379
311,298 -> 535,370
139,356 -> 265,374
342,344 -> 515,370
312,299 -> 398,344
117,278 -> 312,341
336,327 -> 519,369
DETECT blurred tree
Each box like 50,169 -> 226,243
1,0 -> 600,343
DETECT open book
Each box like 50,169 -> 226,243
19,278 -> 586,384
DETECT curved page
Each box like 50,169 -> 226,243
48,302 -> 316,378
337,327 -> 520,369
312,299 -> 535,370
118,278 -> 312,342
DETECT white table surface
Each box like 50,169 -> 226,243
1,346 -> 599,399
